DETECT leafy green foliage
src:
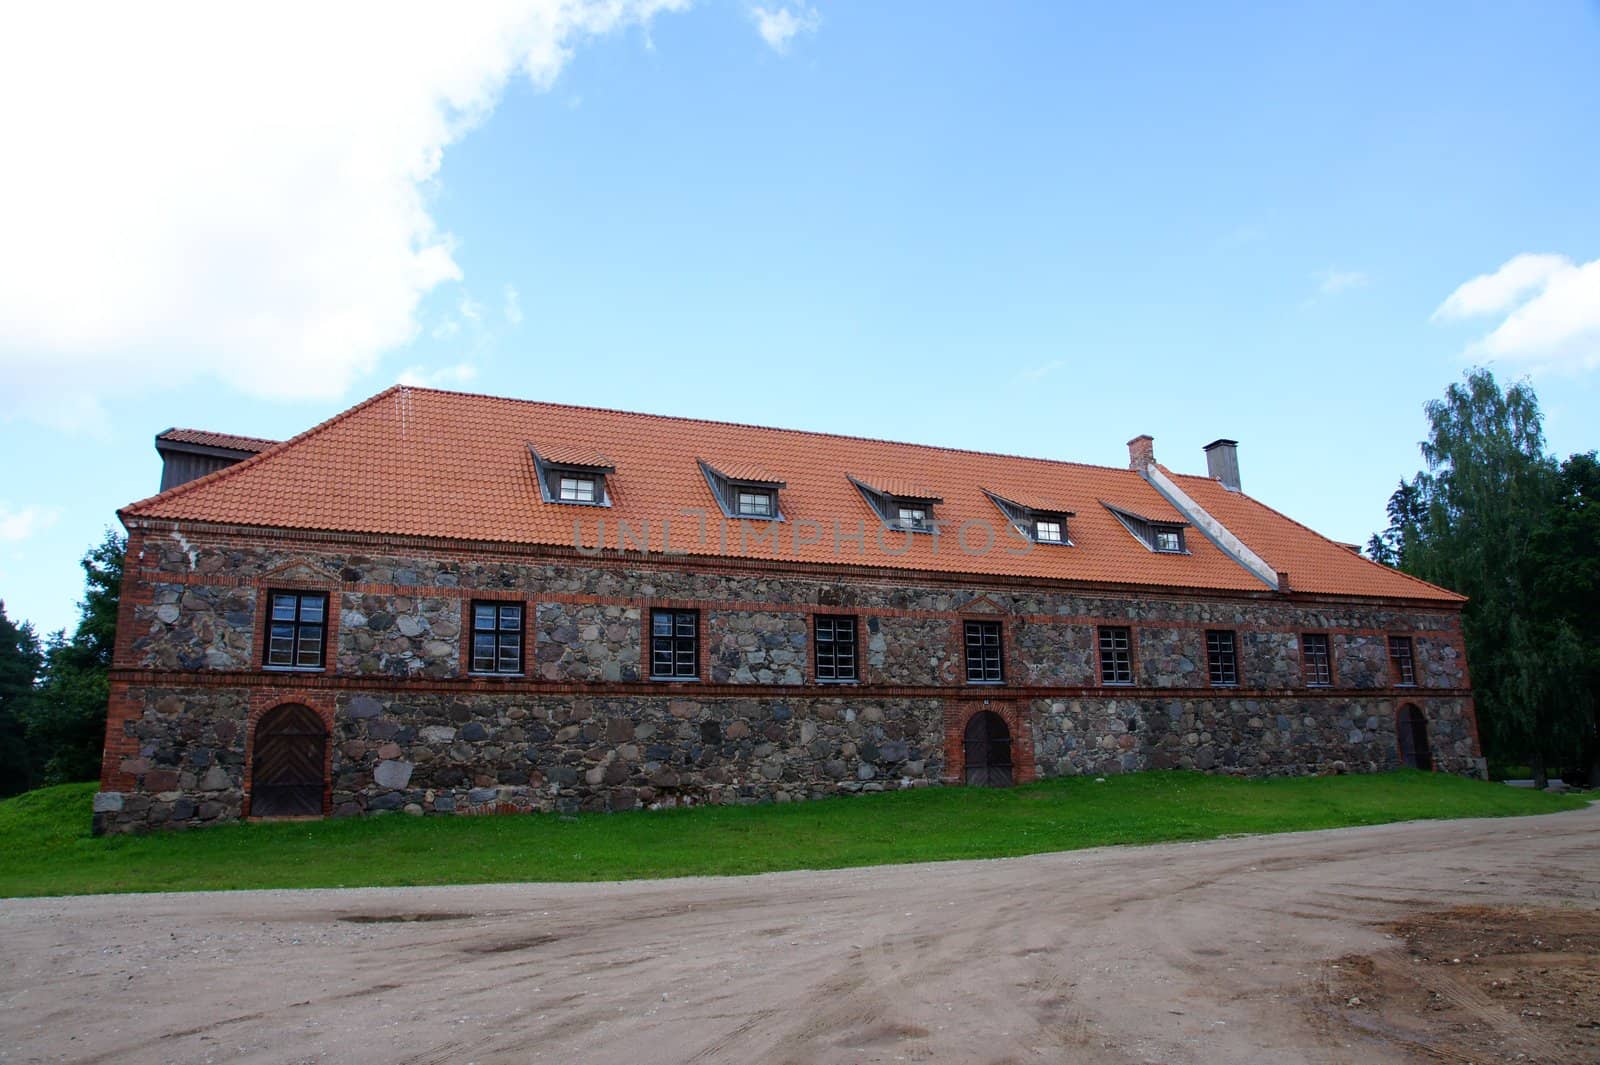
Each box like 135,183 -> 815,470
0,602 -> 44,797
1370,370 -> 1597,778
0,772 -> 1583,898
1,530 -> 126,792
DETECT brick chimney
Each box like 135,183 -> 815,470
1127,434 -> 1155,470
1204,438 -> 1240,491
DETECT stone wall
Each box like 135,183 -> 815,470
1030,694 -> 1479,779
707,611 -> 807,684
338,594 -> 459,677
92,686 -> 250,834
534,602 -> 641,682
1012,620 -> 1094,686
866,616 -> 958,685
131,583 -> 256,671
96,526 -> 1481,833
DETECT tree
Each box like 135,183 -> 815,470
0,600 -> 43,797
22,530 -> 125,786
1529,452 -> 1600,783
1369,370 -> 1592,785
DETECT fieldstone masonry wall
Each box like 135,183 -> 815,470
338,594 -> 460,678
534,602 -> 641,682
95,528 -> 1482,833
132,583 -> 256,670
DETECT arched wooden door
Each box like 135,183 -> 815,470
1397,704 -> 1432,771
250,704 -> 327,817
963,710 -> 1013,787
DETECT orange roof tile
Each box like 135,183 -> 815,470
122,386 -> 1462,603
702,459 -> 785,485
984,488 -> 1074,514
850,474 -> 945,501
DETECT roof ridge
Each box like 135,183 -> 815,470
122,385 -> 404,519
1165,470 -> 1468,602
400,385 -> 1149,478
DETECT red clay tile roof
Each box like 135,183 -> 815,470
850,474 -> 945,502
532,444 -> 614,470
984,488 -> 1074,515
156,428 -> 279,453
702,460 -> 785,486
123,386 -> 1463,603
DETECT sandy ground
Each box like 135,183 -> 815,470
2,806 -> 1597,1065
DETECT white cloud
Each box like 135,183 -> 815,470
0,504 -> 60,543
504,284 -> 525,326
751,4 -> 819,53
397,363 -> 480,389
1318,269 -> 1370,295
0,1 -> 689,417
1433,253 -> 1570,320
1434,254 -> 1600,373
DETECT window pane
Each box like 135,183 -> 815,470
676,613 -> 696,637
298,596 -> 325,623
475,604 -> 498,631
473,634 -> 498,672
653,612 -> 673,637
498,633 -> 521,673
499,605 -> 522,630
272,595 -> 298,621
268,624 -> 296,665
296,626 -> 323,667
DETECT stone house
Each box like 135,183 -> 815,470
94,386 -> 1479,833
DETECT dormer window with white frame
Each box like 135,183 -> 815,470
737,488 -> 775,517
1103,501 -> 1190,554
984,489 -> 1074,546
850,475 -> 944,534
529,445 -> 615,507
700,460 -> 786,521
560,475 -> 598,503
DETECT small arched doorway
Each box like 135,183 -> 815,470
963,710 -> 1013,787
1397,704 -> 1432,771
250,704 -> 327,817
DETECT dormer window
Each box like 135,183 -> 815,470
737,489 -> 774,517
560,476 -> 598,503
984,489 -> 1073,546
700,460 -> 786,521
850,475 -> 943,534
1103,501 -> 1189,554
897,506 -> 929,530
529,446 -> 614,507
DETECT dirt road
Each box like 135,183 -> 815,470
3,806 -> 1597,1064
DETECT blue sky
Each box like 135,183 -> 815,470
2,1 -> 1598,636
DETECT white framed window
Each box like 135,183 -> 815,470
1154,529 -> 1182,552
559,476 -> 597,503
1035,519 -> 1063,543
737,489 -> 774,517
897,506 -> 929,530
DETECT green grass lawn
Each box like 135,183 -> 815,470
0,771 -> 1587,898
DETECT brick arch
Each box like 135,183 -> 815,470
243,697 -> 336,817
943,700 -> 1036,786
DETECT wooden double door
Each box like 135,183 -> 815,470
250,704 -> 327,817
